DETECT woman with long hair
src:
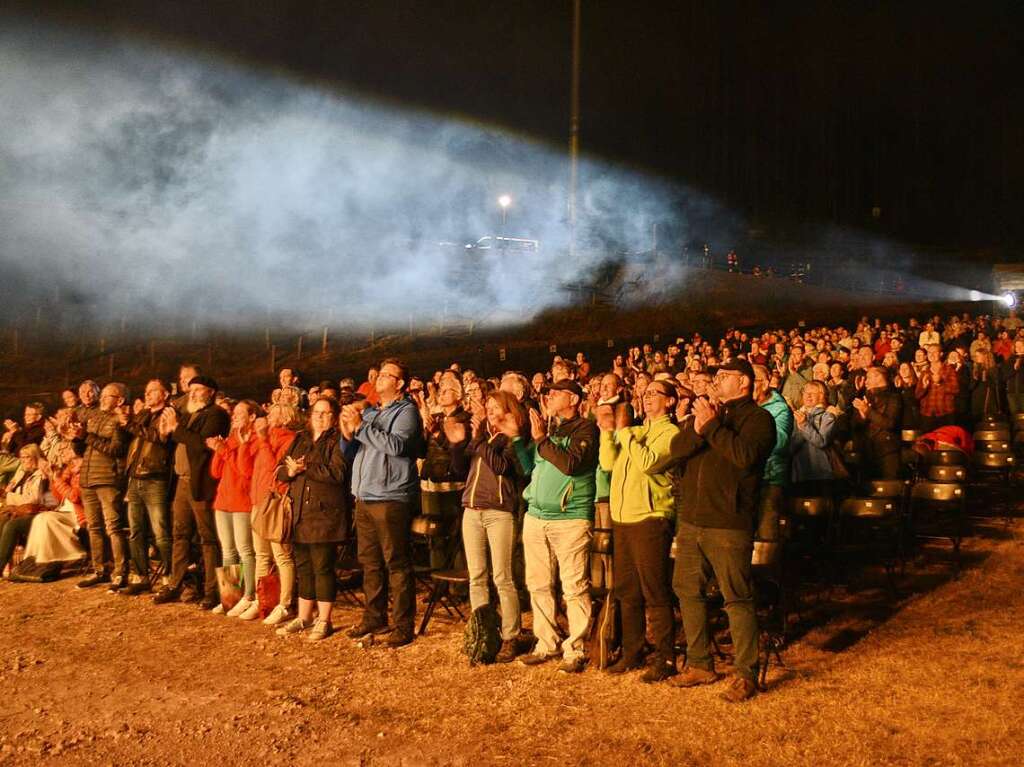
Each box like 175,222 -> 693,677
275,397 -> 349,641
970,349 -> 1003,424
448,390 -> 525,663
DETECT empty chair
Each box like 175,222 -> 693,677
901,429 -> 923,444
865,480 -> 907,499
909,481 -> 966,575
832,497 -> 903,594
972,451 -> 1016,483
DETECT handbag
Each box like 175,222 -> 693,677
8,556 -> 62,583
252,491 -> 293,544
216,564 -> 243,611
256,570 -> 281,618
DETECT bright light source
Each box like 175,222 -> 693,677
1003,292 -> 1017,308
969,290 -> 982,301
497,194 -> 512,209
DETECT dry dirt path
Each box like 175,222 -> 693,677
1,520 -> 1023,767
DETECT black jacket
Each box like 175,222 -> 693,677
852,387 -> 902,458
420,407 -> 471,484
277,427 -> 349,544
453,427 -> 521,514
669,396 -> 776,531
171,404 -> 230,502
79,410 -> 129,489
125,407 -> 172,480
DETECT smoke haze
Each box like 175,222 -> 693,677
0,19 -> 745,334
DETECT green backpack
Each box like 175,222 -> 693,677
462,604 -> 502,665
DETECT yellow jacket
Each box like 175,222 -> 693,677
598,415 -> 678,524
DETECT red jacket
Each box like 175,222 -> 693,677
51,464 -> 85,527
211,433 -> 255,512
249,427 -> 297,508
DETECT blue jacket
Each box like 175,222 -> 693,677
346,396 -> 423,502
790,405 -> 837,483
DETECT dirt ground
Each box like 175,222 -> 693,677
2,507 -> 1023,767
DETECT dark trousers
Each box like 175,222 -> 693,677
612,517 -> 675,664
0,513 -> 35,572
169,478 -> 219,595
294,541 -> 338,603
81,485 -> 127,578
355,499 -> 415,633
754,484 -> 784,541
673,520 -> 759,683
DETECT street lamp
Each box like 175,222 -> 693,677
498,194 -> 512,228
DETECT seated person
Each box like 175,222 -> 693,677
0,444 -> 48,575
23,442 -> 87,567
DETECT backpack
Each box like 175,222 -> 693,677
8,556 -> 63,583
587,596 -> 621,670
461,604 -> 502,665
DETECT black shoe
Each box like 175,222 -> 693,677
77,573 -> 110,589
106,577 -> 127,594
383,629 -> 414,648
605,655 -> 644,675
346,622 -> 390,640
152,586 -> 181,604
120,582 -> 152,597
198,595 -> 220,611
641,659 -> 678,684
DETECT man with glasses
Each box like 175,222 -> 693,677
668,359 -> 776,701
341,358 -> 424,648
597,379 -> 680,682
513,379 -> 599,673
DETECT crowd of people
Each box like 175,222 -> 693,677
1,308 -> 1022,703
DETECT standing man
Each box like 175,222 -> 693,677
341,358 -> 423,648
513,379 -> 599,673
597,378 -> 679,682
76,383 -> 131,590
121,379 -> 173,595
852,366 -> 903,480
668,359 -> 776,702
153,375 -> 229,609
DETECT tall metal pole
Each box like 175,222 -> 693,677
569,0 -> 581,260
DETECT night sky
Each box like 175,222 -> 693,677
8,0 -> 1024,255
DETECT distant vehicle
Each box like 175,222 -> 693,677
467,236 -> 539,252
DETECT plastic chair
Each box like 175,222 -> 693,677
927,464 -> 967,483
973,429 -> 1010,443
910,481 -> 966,576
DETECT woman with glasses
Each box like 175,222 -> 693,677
275,397 -> 348,641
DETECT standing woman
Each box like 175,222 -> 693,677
209,400 -> 260,618
448,390 -> 525,663
894,363 -> 922,431
275,397 -> 349,641
970,350 -> 1003,425
249,402 -> 300,626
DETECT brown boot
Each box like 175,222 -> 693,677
495,639 -> 519,664
670,665 -> 720,688
719,675 -> 757,702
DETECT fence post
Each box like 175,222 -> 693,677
108,353 -> 114,379
270,345 -> 277,374
297,335 -> 303,361
322,326 -> 328,354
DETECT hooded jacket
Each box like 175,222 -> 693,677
514,414 -> 598,522
598,413 -> 678,524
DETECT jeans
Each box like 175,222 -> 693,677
522,514 -> 592,661
252,511 -> 294,608
462,508 -> 520,641
673,520 -> 758,682
125,477 -> 171,578
81,485 -> 127,578
214,510 -> 256,599
612,517 -> 674,664
355,499 -> 416,634
293,542 -> 338,603
169,478 -> 219,596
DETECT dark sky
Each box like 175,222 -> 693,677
11,0 -> 1024,253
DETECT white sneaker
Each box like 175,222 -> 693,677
238,600 -> 262,621
210,603 -> 225,615
262,604 -> 292,626
226,597 -> 254,618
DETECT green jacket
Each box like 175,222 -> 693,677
598,414 -> 678,524
759,390 -> 793,487
514,415 -> 598,521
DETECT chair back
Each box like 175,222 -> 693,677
976,440 -> 1010,453
840,497 -> 896,518
973,429 -> 1010,442
911,481 -> 964,502
788,496 -> 832,518
901,429 -> 922,443
924,449 -> 968,466
927,465 -> 967,483
866,480 -> 906,498
410,516 -> 442,537
973,451 -> 1015,468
